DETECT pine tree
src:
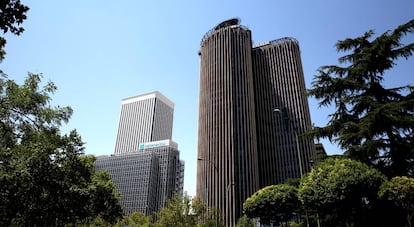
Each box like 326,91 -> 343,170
308,19 -> 414,177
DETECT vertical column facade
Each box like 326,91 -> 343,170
252,38 -> 315,186
94,151 -> 160,216
114,91 -> 174,154
197,19 -> 260,227
96,140 -> 183,216
197,19 -> 316,226
152,96 -> 175,142
152,147 -> 180,210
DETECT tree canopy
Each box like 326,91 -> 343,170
154,194 -> 198,227
0,1 -> 124,224
113,211 -> 153,227
0,0 -> 29,61
236,215 -> 256,227
153,194 -> 222,227
298,158 -> 386,227
0,74 -> 123,226
379,176 -> 414,227
243,184 -> 299,225
307,19 -> 414,177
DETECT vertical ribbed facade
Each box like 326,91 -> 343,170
94,151 -> 160,216
176,160 -> 185,198
197,19 -> 316,226
95,140 -> 183,216
139,143 -> 180,211
197,19 -> 260,227
252,39 -> 315,187
100,91 -> 184,217
114,91 -> 174,154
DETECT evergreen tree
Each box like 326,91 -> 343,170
308,19 -> 414,177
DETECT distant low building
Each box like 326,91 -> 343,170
314,143 -> 328,164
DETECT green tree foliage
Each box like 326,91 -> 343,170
379,176 -> 414,227
243,184 -> 299,225
0,74 -> 123,226
114,211 -> 153,227
129,211 -> 153,226
307,19 -> 414,177
0,0 -> 29,61
155,194 -> 199,227
154,194 -> 220,227
298,158 -> 386,227
197,206 -> 224,227
86,170 -> 124,223
236,215 -> 256,227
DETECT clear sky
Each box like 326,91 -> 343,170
2,0 -> 413,197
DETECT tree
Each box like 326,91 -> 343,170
307,19 -> 414,177
243,184 -> 299,226
0,74 -> 123,226
154,194 -> 219,227
0,0 -> 29,61
236,215 -> 256,227
379,176 -> 414,227
298,158 -> 386,227
154,194 -> 198,227
86,169 -> 124,224
129,211 -> 153,226
114,211 -> 153,227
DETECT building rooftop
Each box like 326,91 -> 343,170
200,17 -> 248,47
121,91 -> 174,108
253,37 -> 299,49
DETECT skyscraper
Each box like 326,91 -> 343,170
253,38 -> 315,187
197,18 -> 260,226
197,19 -> 315,226
114,91 -> 174,155
95,91 -> 183,216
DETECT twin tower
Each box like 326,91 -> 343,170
196,19 -> 315,226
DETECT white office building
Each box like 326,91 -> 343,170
114,91 -> 174,154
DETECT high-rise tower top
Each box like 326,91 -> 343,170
121,91 -> 174,109
214,18 -> 240,30
200,18 -> 248,47
252,37 -> 299,49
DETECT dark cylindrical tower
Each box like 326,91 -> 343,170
196,19 -> 260,227
252,38 -> 316,187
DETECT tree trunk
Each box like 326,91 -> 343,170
407,213 -> 412,227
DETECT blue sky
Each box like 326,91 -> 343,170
2,0 -> 413,196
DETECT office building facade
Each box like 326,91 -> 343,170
94,151 -> 159,215
253,38 -> 315,187
95,140 -> 183,215
139,140 -> 183,209
114,91 -> 174,155
197,18 -> 260,226
197,19 -> 315,226
95,91 -> 183,216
